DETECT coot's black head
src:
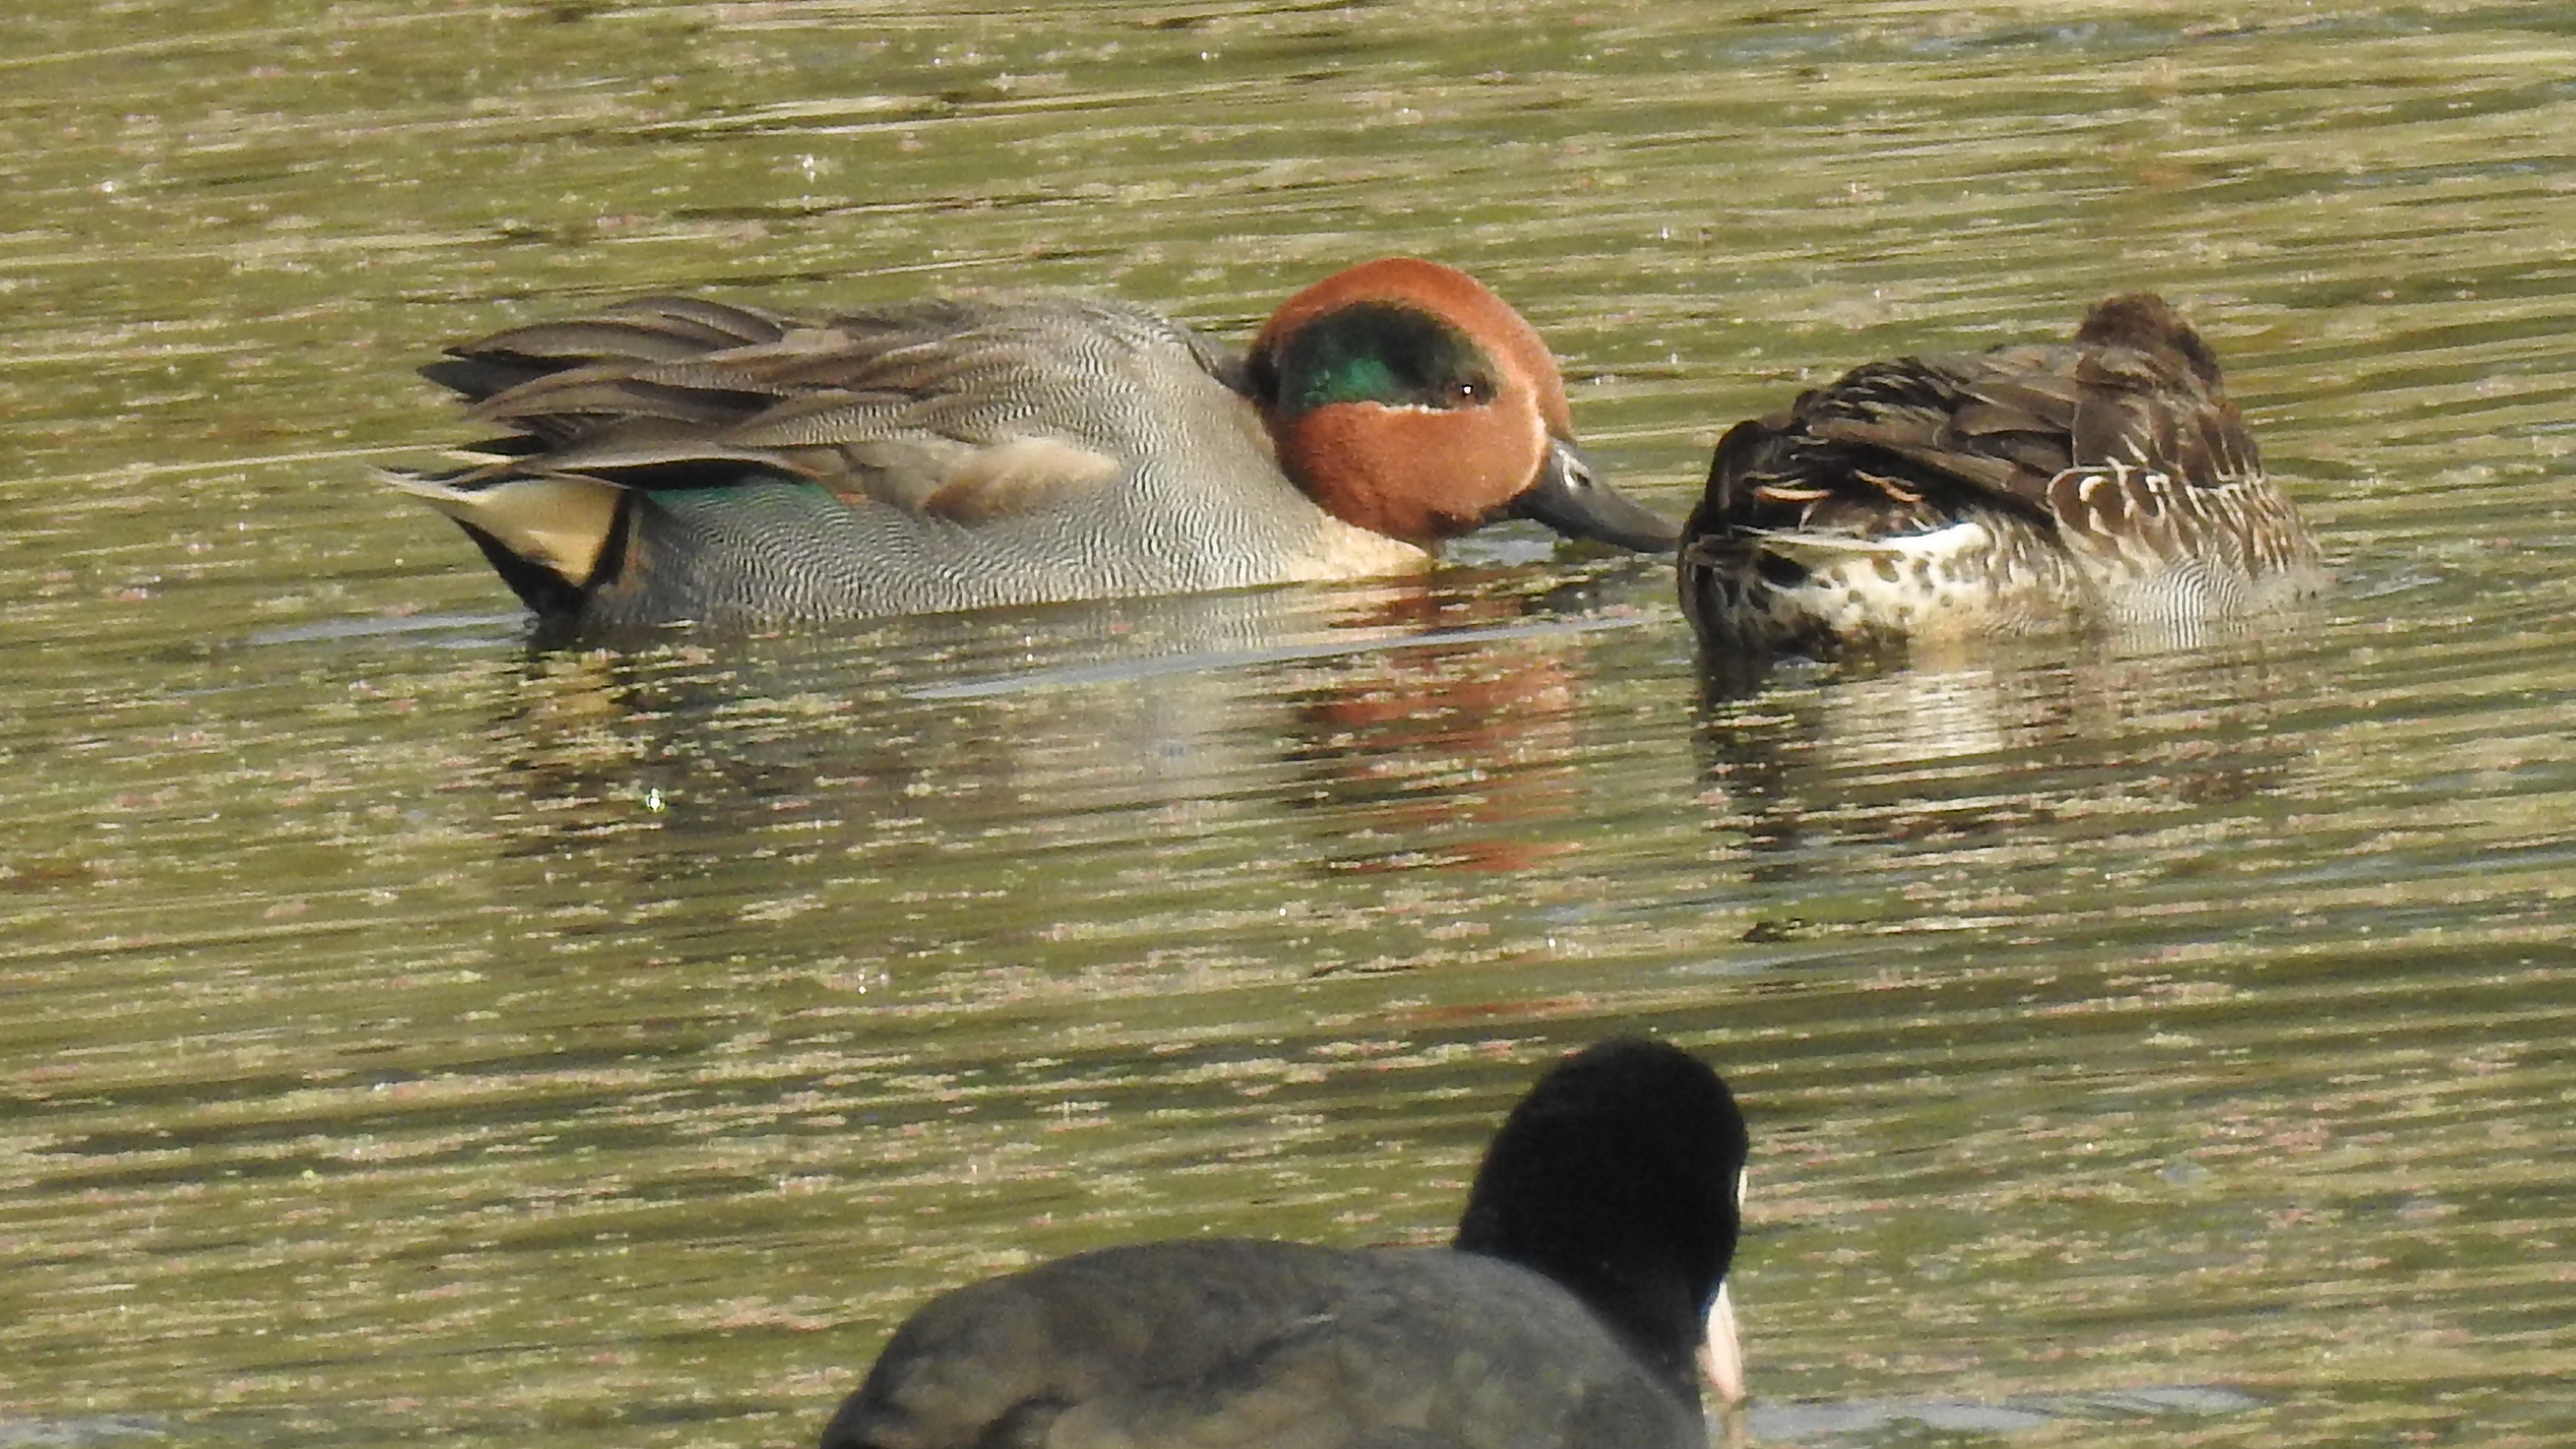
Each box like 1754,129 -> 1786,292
1451,1038 -> 1749,1403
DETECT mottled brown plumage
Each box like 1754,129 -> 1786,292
1681,293 -> 2326,655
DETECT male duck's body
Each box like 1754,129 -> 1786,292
1679,293 -> 2326,655
399,258 -> 1676,631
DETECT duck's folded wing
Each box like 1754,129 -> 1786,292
418,296 -> 1224,526
1792,352 -> 2080,511
419,295 -> 790,410
1785,330 -> 2256,519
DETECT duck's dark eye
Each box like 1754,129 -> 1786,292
1455,378 -> 1494,406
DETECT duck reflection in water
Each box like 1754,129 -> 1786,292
471,579 -> 1633,979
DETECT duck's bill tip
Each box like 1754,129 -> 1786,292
1699,1280 -> 1747,1407
1509,441 -> 1683,554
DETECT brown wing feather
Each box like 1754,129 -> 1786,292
1687,293 -> 2275,564
418,296 -> 1171,524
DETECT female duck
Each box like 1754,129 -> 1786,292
398,258 -> 1675,631
819,1038 -> 1749,1449
1679,293 -> 2326,655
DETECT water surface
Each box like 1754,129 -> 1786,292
4,3 -> 2573,1447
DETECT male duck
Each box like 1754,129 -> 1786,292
1679,293 -> 2326,655
818,1038 -> 1751,1449
398,258 -> 1677,631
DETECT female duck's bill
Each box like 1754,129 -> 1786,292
818,1038 -> 1751,1449
393,258 -> 1676,632
1678,292 -> 2326,658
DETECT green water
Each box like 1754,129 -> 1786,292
5,3 -> 2574,1446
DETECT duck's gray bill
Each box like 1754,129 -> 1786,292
1509,440 -> 1682,554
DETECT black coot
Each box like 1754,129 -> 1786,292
820,1037 -> 1750,1449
